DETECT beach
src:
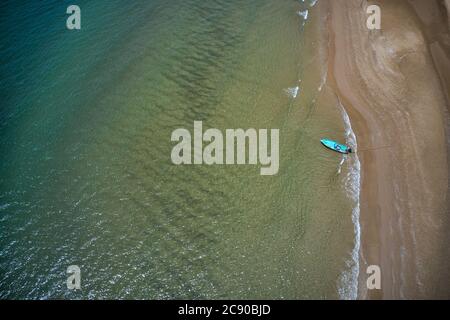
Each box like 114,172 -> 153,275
321,0 -> 450,298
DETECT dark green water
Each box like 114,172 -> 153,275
0,0 -> 358,299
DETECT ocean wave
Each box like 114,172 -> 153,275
337,102 -> 361,300
309,0 -> 319,7
298,10 -> 309,20
284,86 -> 300,98
300,0 -> 319,8
337,154 -> 346,174
318,70 -> 327,92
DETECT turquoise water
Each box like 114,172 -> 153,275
0,0 -> 358,299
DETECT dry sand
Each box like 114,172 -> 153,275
320,0 -> 450,299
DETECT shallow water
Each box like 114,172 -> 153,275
0,0 -> 357,299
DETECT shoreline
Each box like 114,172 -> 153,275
320,0 -> 450,299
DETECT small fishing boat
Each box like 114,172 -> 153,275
320,139 -> 352,154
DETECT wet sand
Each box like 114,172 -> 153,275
321,0 -> 450,299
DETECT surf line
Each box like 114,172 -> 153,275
171,121 -> 279,176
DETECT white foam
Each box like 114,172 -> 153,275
284,86 -> 300,98
298,10 -> 309,20
310,0 -> 319,7
337,154 -> 346,174
337,102 -> 361,300
300,0 -> 319,7
318,70 -> 327,92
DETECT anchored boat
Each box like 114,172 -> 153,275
320,139 -> 352,154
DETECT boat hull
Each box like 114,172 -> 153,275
320,139 -> 351,154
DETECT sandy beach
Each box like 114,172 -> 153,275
321,0 -> 450,299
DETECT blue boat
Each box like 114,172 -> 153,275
321,139 -> 352,154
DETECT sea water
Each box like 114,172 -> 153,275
0,0 -> 359,299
